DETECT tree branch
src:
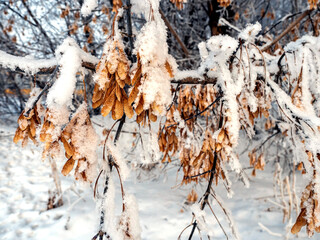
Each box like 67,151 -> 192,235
159,8 -> 189,57
262,9 -> 312,51
188,107 -> 224,240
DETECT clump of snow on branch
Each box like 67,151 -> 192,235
107,142 -> 130,181
199,35 -> 240,144
101,177 -> 122,239
238,22 -> 262,44
119,194 -> 141,240
133,0 -> 177,113
190,203 -> 214,236
47,38 -> 81,107
131,0 -> 150,17
0,50 -> 57,74
81,0 -> 97,17
48,106 -> 70,127
46,37 -> 98,108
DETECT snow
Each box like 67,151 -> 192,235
119,194 -> 141,240
0,40 -> 98,77
0,121 -> 312,240
80,0 -> 98,17
46,37 -> 98,108
25,88 -> 42,110
238,22 -> 262,44
133,0 -> 177,113
107,142 -> 130,181
46,38 -> 82,108
0,50 -> 57,74
175,70 -> 203,81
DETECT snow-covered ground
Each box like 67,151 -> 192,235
0,122 -> 313,240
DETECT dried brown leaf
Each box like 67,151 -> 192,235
129,84 -> 140,105
114,99 -> 124,120
101,90 -> 116,117
13,128 -> 23,143
123,97 -> 134,118
18,114 -> 28,131
132,64 -> 142,86
291,209 -> 307,234
117,61 -> 128,81
61,136 -> 74,157
61,157 -> 75,176
135,97 -> 144,115
136,111 -> 145,124
115,84 -> 122,101
92,83 -> 104,103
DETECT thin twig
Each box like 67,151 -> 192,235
187,105 -> 224,239
207,201 -> 229,240
252,129 -> 280,153
262,9 -> 312,51
159,8 -> 189,57
165,93 -> 222,130
24,65 -> 59,116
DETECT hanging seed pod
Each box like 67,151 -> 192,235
60,103 -> 99,182
93,39 -> 133,120
131,14 -> 177,126
217,0 -> 231,7
129,54 -> 175,126
40,108 -> 63,159
14,105 -> 41,146
170,0 -> 185,10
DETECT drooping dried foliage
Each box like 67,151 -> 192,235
93,38 -> 132,120
3,0 -> 320,239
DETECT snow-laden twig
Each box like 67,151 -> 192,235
258,222 -> 283,237
0,50 -> 57,74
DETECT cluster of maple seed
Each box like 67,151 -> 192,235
158,86 -> 233,185
93,38 -> 174,126
14,86 -> 98,182
158,77 -> 273,185
60,105 -> 98,182
248,151 -> 265,176
291,151 -> 320,236
40,108 -> 63,160
92,40 -> 133,120
14,106 -> 41,147
129,54 -> 174,126
308,0 -> 319,9
158,106 -> 178,163
217,0 -> 231,7
170,0 -> 185,10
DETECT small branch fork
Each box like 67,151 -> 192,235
252,128 -> 281,154
187,105 -> 224,240
24,66 -> 59,116
93,1 -> 132,238
93,116 -> 125,240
